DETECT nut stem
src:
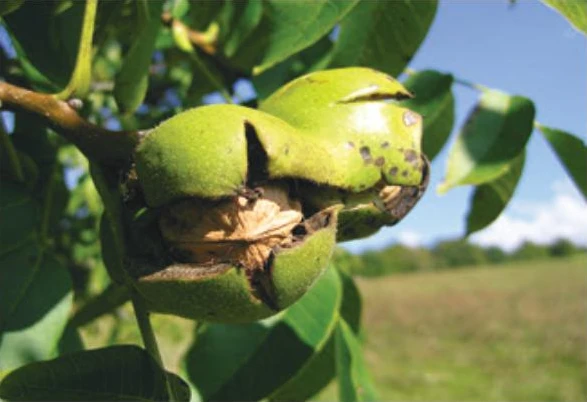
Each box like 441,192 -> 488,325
130,290 -> 179,401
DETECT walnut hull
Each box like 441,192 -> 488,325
128,186 -> 339,323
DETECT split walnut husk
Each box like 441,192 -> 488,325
128,185 -> 339,323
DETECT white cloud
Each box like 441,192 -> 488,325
396,230 -> 423,248
470,180 -> 587,252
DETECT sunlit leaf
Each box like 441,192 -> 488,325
539,125 -> 587,199
542,0 -> 587,35
269,268 -> 362,401
330,0 -> 437,76
402,70 -> 455,161
0,345 -> 190,401
335,320 -> 379,402
253,35 -> 334,100
438,90 -> 535,194
183,266 -> 342,401
466,151 -> 525,235
228,0 -> 358,74
114,1 -> 164,113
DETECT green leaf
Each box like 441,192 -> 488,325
466,151 -> 526,235
55,0 -> 98,99
114,1 -> 164,113
0,247 -> 73,372
170,0 -> 190,19
269,268 -> 362,401
438,90 -> 535,194
338,269 -> 363,334
402,70 -> 455,161
0,183 -> 38,256
91,163 -> 126,284
542,0 -> 587,35
11,115 -> 57,164
329,0 -> 437,76
335,320 -> 379,402
2,1 -> 85,89
187,0 -> 225,30
229,0 -> 358,74
539,125 -> 587,199
0,345 -> 191,401
253,35 -> 334,100
70,284 -> 130,328
0,0 -> 23,16
183,266 -> 342,401
42,167 -> 70,238
222,0 -> 264,57
56,323 -> 85,355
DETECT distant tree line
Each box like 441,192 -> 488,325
335,239 -> 586,277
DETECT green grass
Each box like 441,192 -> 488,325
319,256 -> 587,401
79,257 -> 587,401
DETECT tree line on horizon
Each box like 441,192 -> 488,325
335,238 -> 586,277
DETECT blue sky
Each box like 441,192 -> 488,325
342,0 -> 587,253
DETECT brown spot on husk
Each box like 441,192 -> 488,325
404,149 -> 418,163
359,146 -> 372,164
376,156 -> 430,221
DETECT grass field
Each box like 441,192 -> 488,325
319,256 -> 587,401
80,256 -> 587,401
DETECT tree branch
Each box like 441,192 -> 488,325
0,81 -> 140,164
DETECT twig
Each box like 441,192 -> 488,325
131,290 -> 179,402
0,81 -> 140,164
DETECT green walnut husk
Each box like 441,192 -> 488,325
121,67 -> 429,323
258,67 -> 430,240
127,185 -> 339,323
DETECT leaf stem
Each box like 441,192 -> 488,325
56,0 -> 98,100
0,81 -> 140,164
0,113 -> 24,182
404,67 -> 489,92
453,77 -> 489,92
131,290 -> 178,402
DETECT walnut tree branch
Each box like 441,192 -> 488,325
0,81 -> 140,164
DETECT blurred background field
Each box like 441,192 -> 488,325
318,255 -> 586,401
79,254 -> 586,401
